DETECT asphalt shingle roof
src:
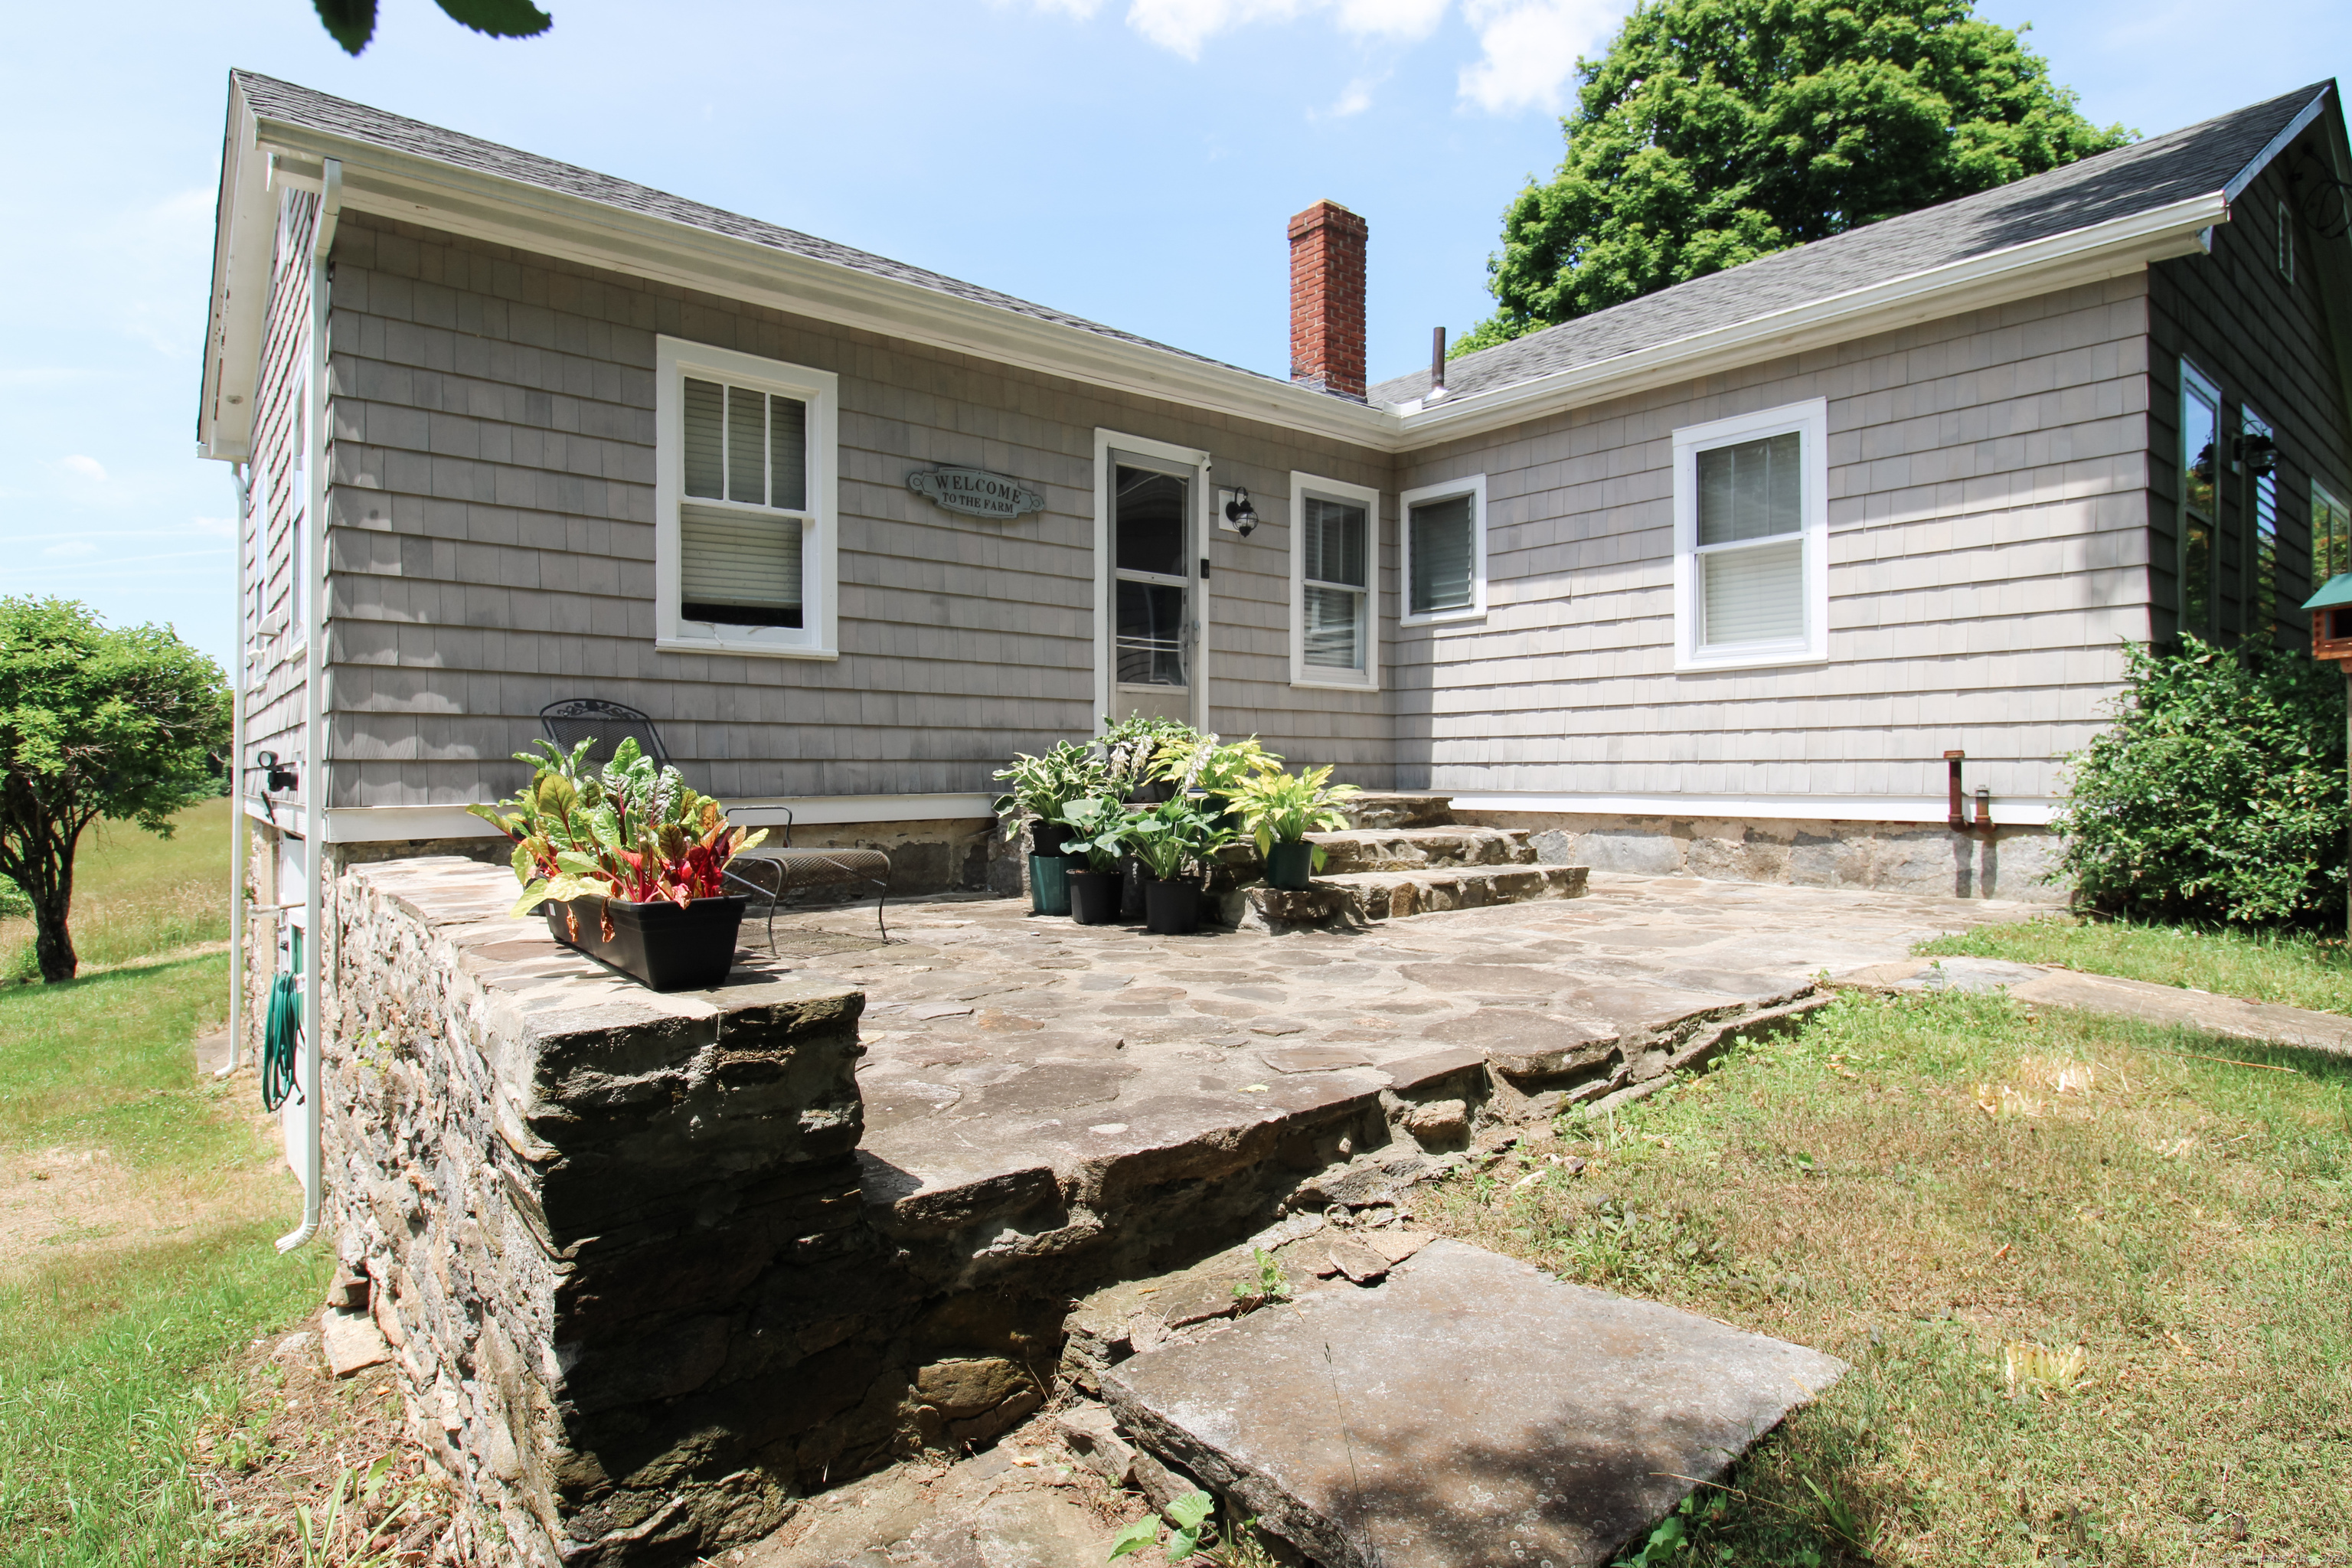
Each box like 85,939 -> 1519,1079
1369,82 -> 2334,408
232,70 -> 1265,382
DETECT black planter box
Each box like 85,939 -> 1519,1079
1067,867 -> 1124,925
545,894 -> 746,991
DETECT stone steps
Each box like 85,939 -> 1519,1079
1304,825 -> 1535,874
1335,792 -> 1456,831
1230,864 -> 1588,933
1092,1237 -> 1847,1568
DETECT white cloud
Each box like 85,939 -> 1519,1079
60,455 -> 107,482
44,541 -> 98,559
1458,0 -> 1619,113
1320,74 -> 1383,118
1124,0 -> 1311,59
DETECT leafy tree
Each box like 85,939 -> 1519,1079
0,599 -> 230,983
312,0 -> 550,57
2054,636 -> 2348,927
1459,0 -> 2130,351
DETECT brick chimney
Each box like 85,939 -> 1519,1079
1289,201 -> 1367,400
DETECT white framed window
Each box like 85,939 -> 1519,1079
1671,398 -> 1829,670
1290,472 -> 1380,690
655,336 -> 839,659
1400,474 -> 1485,626
2317,478 -> 2350,586
2179,360 -> 2222,636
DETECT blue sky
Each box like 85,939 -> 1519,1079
3,0 -> 2346,670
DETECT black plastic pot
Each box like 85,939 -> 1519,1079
1143,877 -> 1202,936
1029,819 -> 1074,858
1119,857 -> 1147,919
1265,840 -> 1316,890
1029,853 -> 1072,916
1067,867 -> 1124,925
546,895 -> 745,991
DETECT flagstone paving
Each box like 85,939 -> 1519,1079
760,874 -> 2039,1285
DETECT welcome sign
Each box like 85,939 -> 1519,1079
906,467 -> 1047,520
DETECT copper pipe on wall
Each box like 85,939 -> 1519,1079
1945,750 -> 1966,831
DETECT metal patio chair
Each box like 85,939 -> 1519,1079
537,700 -> 893,946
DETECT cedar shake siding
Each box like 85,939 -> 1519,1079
1390,275 -> 2156,812
324,212 -> 1396,811
2146,128 -> 2352,648
244,188 -> 318,805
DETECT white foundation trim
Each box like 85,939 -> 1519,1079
318,794 -> 998,843
1443,792 -> 2061,828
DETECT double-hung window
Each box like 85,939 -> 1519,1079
2244,408 -> 2279,639
1291,473 -> 1380,688
656,337 -> 838,658
1400,475 -> 1485,625
2318,479 -> 2351,587
2179,360 -> 2221,637
1671,399 -> 1828,669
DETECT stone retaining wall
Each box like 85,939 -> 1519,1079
322,858 -> 900,1565
1448,811 -> 2065,903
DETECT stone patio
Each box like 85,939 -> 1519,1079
766,874 -> 2038,1293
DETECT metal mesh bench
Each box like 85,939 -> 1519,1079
536,700 -> 893,946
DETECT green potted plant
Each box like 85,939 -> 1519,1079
1231,765 -> 1363,891
1125,795 -> 1239,935
469,738 -> 768,991
1098,713 -> 1196,805
1053,795 -> 1134,925
1152,732 -> 1282,825
992,741 -> 1107,916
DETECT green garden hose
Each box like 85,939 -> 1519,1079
262,962 -> 302,1113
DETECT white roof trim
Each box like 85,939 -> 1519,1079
2225,83 -> 2334,203
204,107 -> 2239,462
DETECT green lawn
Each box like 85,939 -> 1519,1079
0,800 -> 322,1566
3,795 -> 235,981
1919,914 -> 2352,1017
1425,990 -> 2352,1564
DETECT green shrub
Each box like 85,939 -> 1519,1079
0,877 -> 26,920
2054,635 -> 2347,925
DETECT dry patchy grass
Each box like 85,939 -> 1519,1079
1422,990 -> 2352,1565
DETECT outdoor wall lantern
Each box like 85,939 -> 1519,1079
1223,488 -> 1258,537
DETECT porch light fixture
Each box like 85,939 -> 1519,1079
1224,488 -> 1259,537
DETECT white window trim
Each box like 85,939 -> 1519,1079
1094,430 -> 1211,730
1399,473 -> 1487,627
1671,397 -> 1830,671
654,335 -> 840,661
1289,471 -> 1382,691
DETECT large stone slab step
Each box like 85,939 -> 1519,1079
1335,793 -> 1455,831
1101,1237 -> 1847,1568
1233,864 -> 1588,933
1305,825 -> 1537,875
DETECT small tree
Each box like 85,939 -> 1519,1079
2054,636 -> 2348,926
0,598 -> 230,982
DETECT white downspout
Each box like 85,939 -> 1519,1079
279,157 -> 340,1255
221,460 -> 250,1077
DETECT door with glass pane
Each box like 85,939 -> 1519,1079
1110,453 -> 1196,724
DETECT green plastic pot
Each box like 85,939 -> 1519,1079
1029,852 -> 1071,916
1265,840 -> 1317,890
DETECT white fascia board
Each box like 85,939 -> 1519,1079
321,793 -> 996,842
221,117 -> 2230,462
1393,192 -> 2229,450
1445,791 -> 2060,827
198,85 -> 271,462
2224,84 -> 2334,202
247,132 -> 1392,452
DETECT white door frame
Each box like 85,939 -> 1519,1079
1094,429 -> 1212,733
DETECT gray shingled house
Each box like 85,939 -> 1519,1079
198,74 -> 2352,946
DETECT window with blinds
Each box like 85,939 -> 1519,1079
679,375 -> 808,627
1408,492 -> 1477,618
1695,432 -> 1803,648
1302,494 -> 1368,671
2246,409 -> 2279,641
